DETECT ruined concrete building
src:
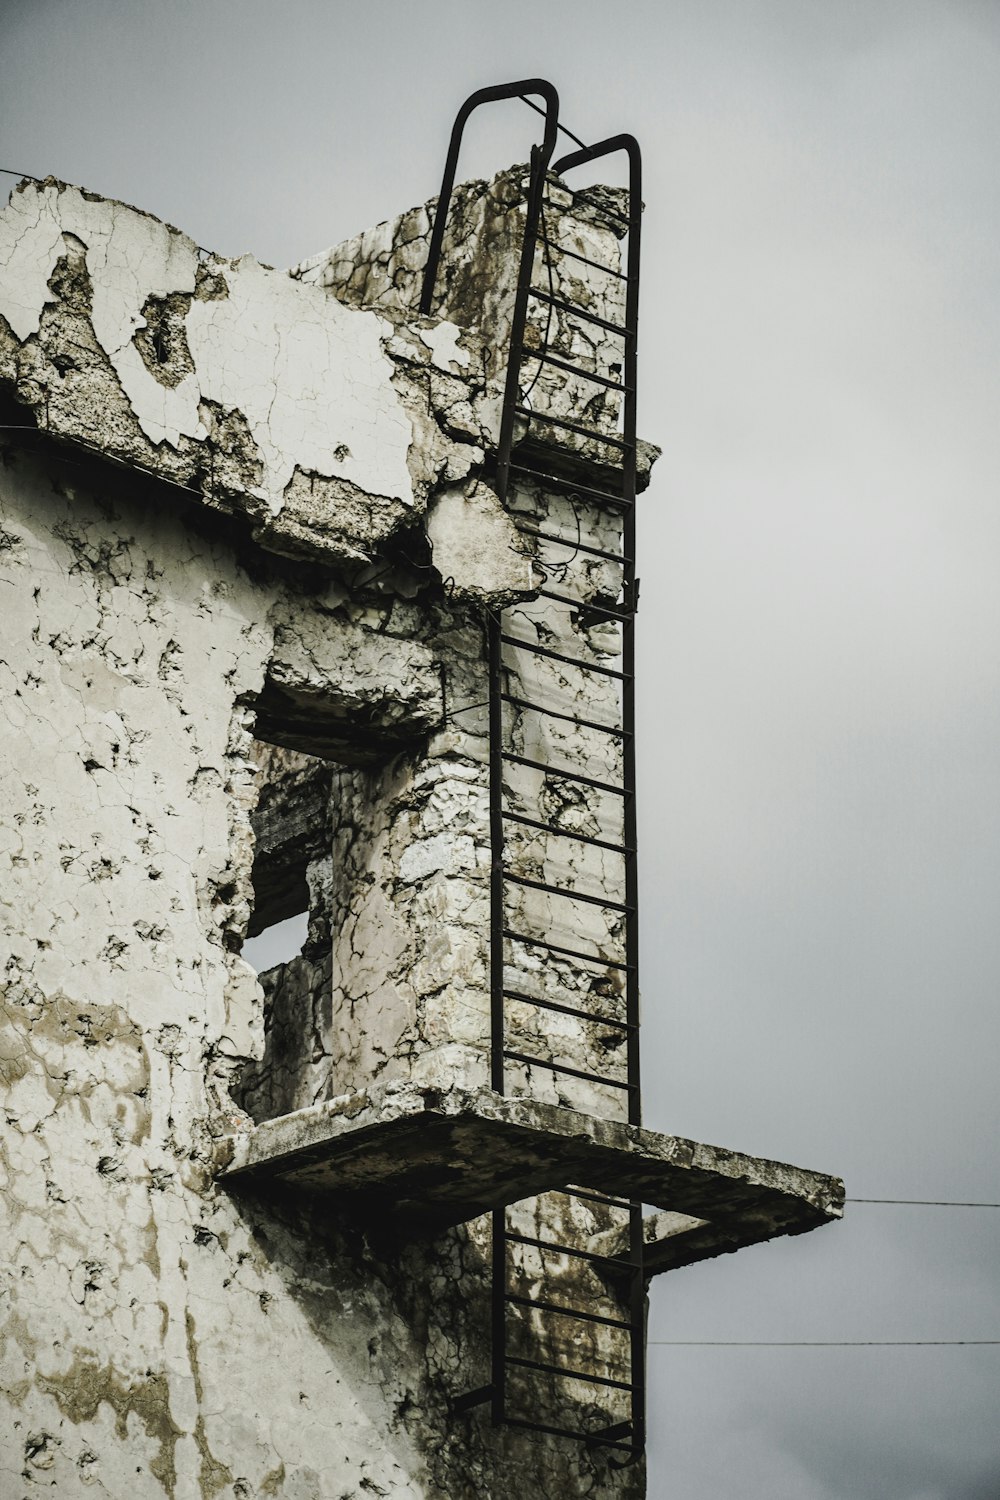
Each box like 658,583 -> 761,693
0,82 -> 842,1498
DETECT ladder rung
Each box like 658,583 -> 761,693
527,286 -> 635,338
536,235 -> 631,282
501,752 -> 628,797
502,1415 -> 633,1453
501,809 -> 632,856
586,1422 -> 635,1447
504,1230 -> 639,1272
542,192 -> 629,232
502,928 -> 635,973
499,634 -> 628,680
500,691 -> 629,738
520,347 -> 632,392
449,1383 -> 493,1415
503,1048 -> 635,1090
504,1292 -> 632,1331
512,523 -> 627,566
505,1354 -> 634,1393
515,404 -> 633,453
504,871 -> 632,914
501,988 -> 633,1032
537,588 -> 632,622
509,461 -> 635,510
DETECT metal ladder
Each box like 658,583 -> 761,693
423,82 -> 645,1459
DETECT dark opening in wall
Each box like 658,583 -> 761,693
236,737 -> 334,1123
242,910 -> 308,975
245,740 -> 329,941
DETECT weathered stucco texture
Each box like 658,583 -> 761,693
0,163 -> 660,1498
0,178 -> 531,584
0,437 -> 651,1498
0,154 -> 840,1498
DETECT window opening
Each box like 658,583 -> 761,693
235,736 -> 333,1125
242,910 -> 308,976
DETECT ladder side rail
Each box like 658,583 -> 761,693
551,133 -> 645,1460
628,1200 -> 647,1456
439,101 -> 560,1437
491,1203 -> 507,1429
489,611 -> 505,1097
551,134 -> 642,1128
493,143 -> 556,508
490,140 -> 561,1114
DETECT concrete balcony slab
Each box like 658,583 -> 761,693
219,1083 -> 843,1253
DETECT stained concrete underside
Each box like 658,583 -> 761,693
220,1083 -> 843,1266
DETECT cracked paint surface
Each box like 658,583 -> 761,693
293,165 -> 635,455
0,183 -> 410,508
0,436 -> 644,1495
0,162 -> 658,1498
0,178 -> 530,584
0,154 -> 842,1500
0,447 -> 510,1497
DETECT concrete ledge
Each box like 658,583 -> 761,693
219,1083 -> 844,1247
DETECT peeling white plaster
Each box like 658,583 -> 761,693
418,320 -> 471,373
427,480 -> 532,601
0,182 -> 414,515
0,161 -> 720,1500
398,832 -> 478,884
185,255 -> 415,514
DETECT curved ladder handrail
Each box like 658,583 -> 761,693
419,78 -> 560,316
552,131 -> 642,458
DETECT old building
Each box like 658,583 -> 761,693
0,83 -> 842,1499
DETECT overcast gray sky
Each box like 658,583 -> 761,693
3,2 -> 999,1496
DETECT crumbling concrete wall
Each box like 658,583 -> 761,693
0,438 -> 642,1499
259,166 -> 644,1126
294,165 -> 631,453
0,177 -> 530,584
0,162 -> 649,1498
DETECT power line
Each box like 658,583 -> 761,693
649,1340 -> 1000,1348
648,1198 -> 1000,1351
848,1198 -> 1000,1208
517,95 -> 587,153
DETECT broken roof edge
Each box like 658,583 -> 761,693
217,1081 -> 843,1250
0,176 -> 531,598
0,170 -> 656,600
290,159 -> 661,496
290,163 -> 631,297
